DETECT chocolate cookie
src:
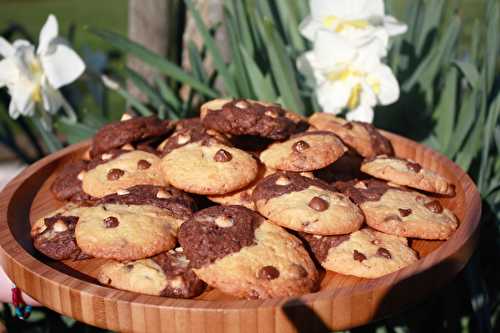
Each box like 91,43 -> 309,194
336,179 -> 458,240
160,140 -> 259,195
361,155 -> 455,195
90,116 -> 173,158
301,228 -> 418,278
31,205 -> 90,260
253,172 -> 364,235
314,150 -> 365,183
201,99 -> 308,140
260,131 -> 347,171
81,149 -> 166,198
309,113 -> 393,158
50,159 -> 94,203
97,249 -> 206,298
178,205 -> 318,299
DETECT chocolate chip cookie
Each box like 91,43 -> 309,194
253,172 -> 364,235
178,205 -> 318,299
97,249 -> 206,298
259,131 -> 347,171
336,179 -> 458,240
90,116 -> 173,158
81,149 -> 166,198
361,155 -> 455,195
201,99 -> 308,140
160,140 -> 259,195
301,228 -> 418,278
50,159 -> 94,203
309,113 -> 393,158
31,205 -> 91,260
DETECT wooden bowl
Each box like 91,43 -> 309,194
0,132 -> 481,333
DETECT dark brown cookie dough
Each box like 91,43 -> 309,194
90,116 -> 173,157
98,185 -> 196,220
299,233 -> 350,262
32,214 -> 90,260
201,99 -> 308,140
50,160 -> 94,203
178,205 -> 263,269
334,179 -> 405,204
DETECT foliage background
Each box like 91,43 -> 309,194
0,0 -> 499,332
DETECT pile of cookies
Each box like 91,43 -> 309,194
31,98 -> 459,300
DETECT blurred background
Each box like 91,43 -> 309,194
0,0 -> 499,332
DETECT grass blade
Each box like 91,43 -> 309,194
433,67 -> 457,151
154,77 -> 182,110
240,46 -> 277,102
124,67 -> 166,109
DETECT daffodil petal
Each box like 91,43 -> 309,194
38,14 -> 58,55
41,43 -> 85,89
298,16 -> 320,40
11,83 -> 35,117
317,81 -> 352,113
0,59 -> 17,88
314,31 -> 357,68
8,100 -> 20,119
41,82 -> 63,113
346,104 -> 374,123
0,37 -> 14,58
384,16 -> 407,36
373,65 -> 400,105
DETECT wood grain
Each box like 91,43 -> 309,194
0,133 -> 481,333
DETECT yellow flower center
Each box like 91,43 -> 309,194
323,16 -> 369,32
29,60 -> 43,103
327,68 -> 381,109
347,83 -> 362,109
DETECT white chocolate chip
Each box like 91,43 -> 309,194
121,113 -> 133,121
101,153 -> 113,161
177,134 -> 191,145
214,216 -> 234,228
77,171 -> 85,181
175,247 -> 183,252
35,223 -> 47,234
53,220 -> 68,232
168,276 -> 186,289
354,182 -> 368,189
313,235 -> 322,239
235,100 -> 249,109
265,110 -> 278,118
275,176 -> 291,186
206,129 -> 219,136
117,189 -> 130,195
121,143 -> 134,151
156,190 -> 171,199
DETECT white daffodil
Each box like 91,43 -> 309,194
300,0 -> 407,57
298,31 -> 400,123
0,14 -> 85,119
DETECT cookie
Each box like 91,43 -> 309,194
336,179 -> 458,240
361,155 -> 455,195
31,205 -> 91,260
158,118 -> 229,155
90,116 -> 173,158
201,99 -> 308,140
259,131 -> 347,172
50,159 -> 94,203
300,228 -> 418,278
75,199 -> 180,261
97,249 -> 206,298
309,113 -> 393,158
253,172 -> 364,235
160,140 -> 259,195
178,205 -> 318,299
314,150 -> 364,183
81,149 -> 166,198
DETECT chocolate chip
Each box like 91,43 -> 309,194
343,122 -> 353,130
125,264 -> 134,271
424,200 -> 443,214
107,168 -> 125,181
248,290 -> 260,299
308,196 -> 329,211
398,208 -> 412,217
258,266 -> 280,280
137,159 -> 151,170
377,247 -> 392,259
213,149 -> 232,162
292,140 -> 310,153
291,264 -> 308,278
384,214 -> 402,222
353,250 -> 367,262
103,216 -> 119,228
406,161 -> 422,172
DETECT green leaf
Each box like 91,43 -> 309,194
187,41 -> 208,83
124,67 -> 166,109
89,28 -> 217,97
240,46 -> 277,102
433,67 -> 457,151
453,61 -> 480,88
274,1 -> 306,53
185,0 -> 238,97
112,85 -> 153,117
55,118 -> 97,144
31,118 -> 63,153
232,1 -> 255,57
154,76 -> 182,110
445,90 -> 477,158
416,0 -> 444,55
478,92 -> 500,192
484,0 -> 499,94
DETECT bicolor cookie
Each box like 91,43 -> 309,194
201,99 -> 308,140
50,159 -> 94,202
75,185 -> 195,260
309,113 -> 393,158
178,205 -> 318,299
336,179 -> 458,240
361,155 -> 455,195
31,205 -> 90,260
253,172 -> 364,235
90,116 -> 173,158
97,249 -> 206,298
300,228 -> 418,278
81,149 -> 166,198
259,131 -> 347,171
160,141 -> 259,195
314,150 -> 364,183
